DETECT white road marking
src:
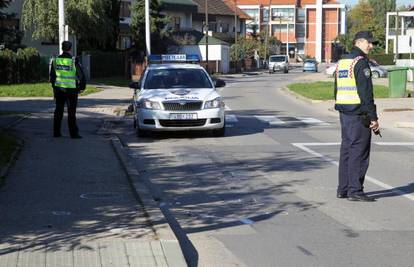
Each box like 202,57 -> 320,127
240,218 -> 254,225
225,114 -> 238,123
225,106 -> 232,111
255,115 -> 286,125
374,142 -> 414,146
297,117 -> 330,126
292,142 -> 414,202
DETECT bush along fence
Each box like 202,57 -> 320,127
0,48 -> 49,84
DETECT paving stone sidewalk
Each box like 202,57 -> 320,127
0,87 -> 186,267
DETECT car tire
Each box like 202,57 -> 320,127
212,124 -> 225,137
372,71 -> 380,79
136,121 -> 150,137
284,68 -> 288,73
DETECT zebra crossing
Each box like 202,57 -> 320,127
225,114 -> 330,127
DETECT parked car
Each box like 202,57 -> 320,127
303,59 -> 318,72
130,54 -> 226,137
268,55 -> 289,74
325,59 -> 387,78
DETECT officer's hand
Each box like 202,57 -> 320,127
370,120 -> 379,132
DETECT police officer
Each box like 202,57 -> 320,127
50,41 -> 85,139
334,31 -> 380,202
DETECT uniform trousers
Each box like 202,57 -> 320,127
338,112 -> 372,196
53,89 -> 79,137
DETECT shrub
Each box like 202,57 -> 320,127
0,48 -> 43,84
87,51 -> 126,79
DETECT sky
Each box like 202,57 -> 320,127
340,0 -> 413,7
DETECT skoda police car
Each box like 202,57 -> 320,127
130,54 -> 226,137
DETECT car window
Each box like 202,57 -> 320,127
144,68 -> 213,89
369,60 -> 379,67
269,56 -> 287,62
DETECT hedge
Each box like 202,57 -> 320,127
0,48 -> 48,84
369,53 -> 411,65
87,51 -> 126,79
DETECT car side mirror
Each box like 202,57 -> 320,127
129,81 -> 141,90
215,79 -> 226,88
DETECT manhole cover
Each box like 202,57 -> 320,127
80,192 -> 123,199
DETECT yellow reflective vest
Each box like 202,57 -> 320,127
54,57 -> 77,89
335,56 -> 364,105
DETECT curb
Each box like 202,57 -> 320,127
110,137 -> 187,267
395,122 -> 414,128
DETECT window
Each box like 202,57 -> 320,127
173,17 -> 181,29
271,8 -> 295,21
120,1 -> 131,18
144,69 -> 213,89
297,8 -> 305,23
242,8 -> 260,23
272,24 -> 294,34
262,8 -> 269,23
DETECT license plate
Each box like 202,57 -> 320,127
169,113 -> 198,120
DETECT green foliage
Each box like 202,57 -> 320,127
288,81 -> 390,100
231,35 -> 280,61
0,83 -> 101,97
345,0 -> 396,53
0,48 -> 47,84
0,0 -> 10,9
21,0 -> 122,51
130,0 -> 170,54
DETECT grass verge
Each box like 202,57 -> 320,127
0,83 -> 102,97
287,81 -> 389,100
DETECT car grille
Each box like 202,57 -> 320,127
159,119 -> 206,127
163,101 -> 203,111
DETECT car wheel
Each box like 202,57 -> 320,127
372,71 -> 380,79
284,68 -> 288,73
212,124 -> 225,137
136,121 -> 150,137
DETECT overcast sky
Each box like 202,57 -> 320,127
340,0 -> 413,7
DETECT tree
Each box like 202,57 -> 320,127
345,0 -> 396,53
21,0 -> 122,52
1,0 -> 24,50
130,0 -> 169,54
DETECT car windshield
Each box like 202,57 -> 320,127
144,68 -> 213,89
269,56 -> 286,62
305,60 -> 316,63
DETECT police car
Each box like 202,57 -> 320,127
130,54 -> 226,137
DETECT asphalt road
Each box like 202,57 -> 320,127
117,71 -> 414,267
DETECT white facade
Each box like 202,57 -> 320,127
386,11 -> 414,55
170,44 -> 230,73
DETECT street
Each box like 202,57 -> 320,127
115,71 -> 414,267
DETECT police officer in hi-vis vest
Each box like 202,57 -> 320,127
50,41 -> 85,139
334,31 -> 380,202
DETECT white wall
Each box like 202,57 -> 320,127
170,44 -> 230,73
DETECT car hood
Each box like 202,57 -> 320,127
138,88 -> 219,102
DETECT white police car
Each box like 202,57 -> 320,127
130,54 -> 226,137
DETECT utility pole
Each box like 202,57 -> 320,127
264,0 -> 271,66
395,11 -> 399,62
58,0 -> 65,54
205,0 -> 209,72
145,0 -> 151,56
234,0 -> 238,73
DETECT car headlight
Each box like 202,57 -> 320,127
139,99 -> 161,110
204,97 -> 224,109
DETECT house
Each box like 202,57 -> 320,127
236,0 -> 346,62
385,10 -> 414,55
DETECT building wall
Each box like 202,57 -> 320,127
237,1 -> 345,61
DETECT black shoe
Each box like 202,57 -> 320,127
53,133 -> 62,138
337,192 -> 347,199
70,135 -> 82,139
347,194 -> 375,202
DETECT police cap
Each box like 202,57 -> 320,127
353,31 -> 379,45
61,41 -> 72,52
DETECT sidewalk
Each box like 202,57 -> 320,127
0,87 -> 186,267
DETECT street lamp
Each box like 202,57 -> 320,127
234,0 -> 238,73
205,0 -> 209,73
145,0 -> 151,56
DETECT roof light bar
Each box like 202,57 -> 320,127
148,54 -> 200,63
